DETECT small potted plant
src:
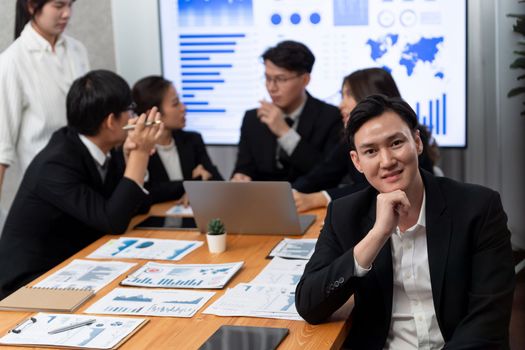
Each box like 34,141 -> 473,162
206,218 -> 226,253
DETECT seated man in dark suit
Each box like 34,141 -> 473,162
296,95 -> 515,349
0,70 -> 163,299
231,40 -> 342,182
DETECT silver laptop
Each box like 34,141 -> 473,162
183,181 -> 316,235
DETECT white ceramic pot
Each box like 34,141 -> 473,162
206,232 -> 227,253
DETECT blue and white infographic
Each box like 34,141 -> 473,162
160,0 -> 466,147
86,288 -> 215,318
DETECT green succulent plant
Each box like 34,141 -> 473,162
207,218 -> 225,235
508,2 -> 525,115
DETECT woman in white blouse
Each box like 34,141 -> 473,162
0,0 -> 90,223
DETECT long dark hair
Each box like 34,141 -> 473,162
343,68 -> 401,101
132,76 -> 173,115
15,0 -> 50,39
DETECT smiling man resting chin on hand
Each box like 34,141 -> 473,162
295,94 -> 515,350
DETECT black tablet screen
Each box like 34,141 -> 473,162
134,216 -> 197,230
199,325 -> 289,350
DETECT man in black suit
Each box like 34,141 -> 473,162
0,70 -> 163,299
295,95 -> 515,349
231,40 -> 342,182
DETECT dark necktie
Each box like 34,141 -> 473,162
276,116 -> 295,168
98,157 -> 109,182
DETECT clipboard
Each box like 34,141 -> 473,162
0,286 -> 94,312
0,312 -> 148,349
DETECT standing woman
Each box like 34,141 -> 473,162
0,0 -> 90,226
132,76 -> 223,204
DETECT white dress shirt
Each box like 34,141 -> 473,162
355,193 -> 445,350
78,135 -> 148,195
155,138 -> 184,181
0,23 -> 90,213
277,98 -> 306,156
78,135 -> 110,181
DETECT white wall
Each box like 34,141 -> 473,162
0,0 -> 116,70
111,0 -> 161,86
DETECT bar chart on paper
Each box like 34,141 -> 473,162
85,288 -> 215,318
121,261 -> 243,289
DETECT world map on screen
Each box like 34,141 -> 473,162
367,34 -> 444,78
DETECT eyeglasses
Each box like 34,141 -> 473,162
264,74 -> 302,86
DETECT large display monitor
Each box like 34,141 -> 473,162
159,0 -> 467,147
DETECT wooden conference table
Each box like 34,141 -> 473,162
0,203 -> 352,349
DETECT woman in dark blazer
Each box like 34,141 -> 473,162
292,68 -> 437,211
132,76 -> 222,204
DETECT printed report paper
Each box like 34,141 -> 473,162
0,312 -> 145,349
268,238 -> 317,260
85,288 -> 215,318
87,237 -> 203,261
165,204 -> 193,216
251,257 -> 307,287
121,261 -> 243,289
33,260 -> 136,292
203,283 -> 302,320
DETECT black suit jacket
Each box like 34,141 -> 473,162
296,170 -> 515,349
293,136 -> 435,200
233,93 -> 342,182
0,127 -> 148,298
146,130 -> 223,204
292,141 -> 366,196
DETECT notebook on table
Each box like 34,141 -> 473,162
183,181 -> 316,235
0,286 -> 94,312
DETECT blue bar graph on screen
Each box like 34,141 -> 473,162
178,1 -> 253,27
184,102 -> 209,105
179,35 -> 241,116
181,57 -> 210,61
176,2 -> 254,121
334,0 -> 369,26
180,50 -> 235,54
416,94 -> 447,136
182,72 -> 220,76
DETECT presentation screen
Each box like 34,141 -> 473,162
159,0 -> 467,147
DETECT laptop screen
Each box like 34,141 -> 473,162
183,181 -> 315,235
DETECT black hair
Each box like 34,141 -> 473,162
15,0 -> 76,39
66,70 -> 132,136
342,68 -> 401,102
346,94 -> 418,150
15,0 -> 48,39
261,40 -> 315,74
132,76 -> 172,115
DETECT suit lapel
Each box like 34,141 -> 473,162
421,170 -> 451,314
365,197 -> 394,321
149,153 -> 170,182
67,129 -> 105,190
173,131 -> 193,179
296,93 -> 317,141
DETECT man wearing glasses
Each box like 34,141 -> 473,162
232,40 -> 342,182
